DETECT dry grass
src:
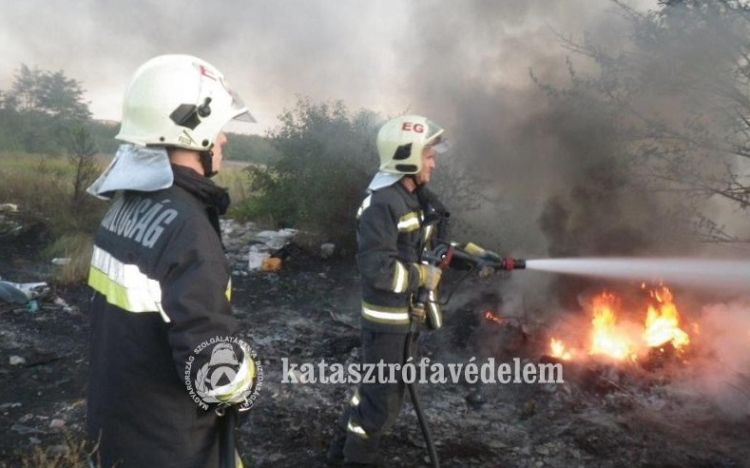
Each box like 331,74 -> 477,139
0,152 -> 254,285
0,155 -> 84,220
42,233 -> 95,286
0,433 -> 99,468
0,152 -> 104,285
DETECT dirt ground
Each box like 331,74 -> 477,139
1,224 -> 750,468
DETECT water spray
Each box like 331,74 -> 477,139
524,258 -> 750,291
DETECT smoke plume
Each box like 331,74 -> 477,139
684,301 -> 750,419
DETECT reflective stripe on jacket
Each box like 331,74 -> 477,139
356,183 -> 434,333
86,167 -> 243,468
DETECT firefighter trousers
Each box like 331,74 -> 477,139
330,329 -> 418,464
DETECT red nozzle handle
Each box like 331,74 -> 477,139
439,245 -> 455,271
502,258 -> 526,270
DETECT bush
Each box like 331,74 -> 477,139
237,98 -> 380,251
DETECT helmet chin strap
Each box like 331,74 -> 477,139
199,149 -> 217,178
400,174 -> 424,193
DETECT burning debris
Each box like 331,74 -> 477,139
548,285 -> 692,365
468,275 -> 750,423
483,310 -> 506,326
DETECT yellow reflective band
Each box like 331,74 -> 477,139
347,420 -> 368,439
392,261 -> 408,293
361,302 -> 410,324
226,277 -> 232,301
397,212 -> 421,232
356,195 -> 372,219
350,391 -> 361,407
88,246 -> 170,322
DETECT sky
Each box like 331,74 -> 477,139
0,0 -> 657,135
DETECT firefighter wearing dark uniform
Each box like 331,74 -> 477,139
85,55 -> 256,468
328,115 -> 450,467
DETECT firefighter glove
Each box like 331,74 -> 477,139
413,263 -> 442,290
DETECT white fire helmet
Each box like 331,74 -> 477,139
375,115 -> 448,175
116,54 -> 255,150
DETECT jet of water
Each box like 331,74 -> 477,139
525,258 -> 750,291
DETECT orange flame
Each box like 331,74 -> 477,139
548,286 -> 690,361
550,338 -> 572,360
643,286 -> 690,349
484,311 -> 504,325
589,293 -> 637,360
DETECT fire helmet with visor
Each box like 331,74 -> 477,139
369,115 -> 449,191
116,54 -> 255,151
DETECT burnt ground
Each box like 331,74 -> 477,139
1,225 -> 750,468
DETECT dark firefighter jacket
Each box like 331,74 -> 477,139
86,165 -> 239,468
356,182 -> 448,333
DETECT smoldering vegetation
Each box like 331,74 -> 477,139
398,0 -> 750,422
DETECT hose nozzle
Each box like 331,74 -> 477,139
433,243 -> 526,272
499,258 -> 526,271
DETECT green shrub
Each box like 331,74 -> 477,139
236,98 -> 380,250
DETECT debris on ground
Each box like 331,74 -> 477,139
0,222 -> 749,468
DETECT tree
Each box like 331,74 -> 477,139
5,64 -> 40,111
4,64 -> 91,121
545,0 -> 750,243
0,64 -> 93,155
38,70 -> 92,121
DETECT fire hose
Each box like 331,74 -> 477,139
404,313 -> 439,468
218,405 -> 239,468
407,242 -> 526,468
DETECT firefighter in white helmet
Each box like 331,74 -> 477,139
86,54 -> 256,468
327,115 -> 451,467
